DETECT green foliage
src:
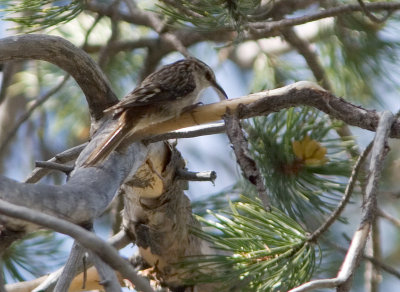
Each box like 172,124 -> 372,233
1,0 -> 83,32
2,231 -> 66,281
244,108 -> 355,222
318,14 -> 400,103
180,196 -> 318,291
157,0 -> 261,34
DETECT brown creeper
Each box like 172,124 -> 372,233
83,58 -> 227,166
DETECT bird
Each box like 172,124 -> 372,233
83,58 -> 228,166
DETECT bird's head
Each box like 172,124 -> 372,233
191,58 -> 228,101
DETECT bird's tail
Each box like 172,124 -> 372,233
83,113 -> 130,167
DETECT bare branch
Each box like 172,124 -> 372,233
357,0 -> 392,23
329,241 -> 400,280
53,242 -> 86,292
281,28 -> 331,90
0,35 -> 117,120
25,143 -> 87,183
223,110 -> 270,209
176,169 -> 217,182
126,82 -> 400,141
0,263 -> 5,292
0,199 -> 154,292
290,111 -> 394,292
308,142 -> 373,243
0,61 -> 17,105
2,82 -> 400,230
89,251 -> 122,292
0,74 -> 70,156
144,122 -> 226,143
34,161 -> 74,174
1,141 -> 147,229
378,208 -> 400,229
250,2 -> 400,36
29,230 -> 130,292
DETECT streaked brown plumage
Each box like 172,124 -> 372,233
83,58 -> 227,166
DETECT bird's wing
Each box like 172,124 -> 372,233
105,61 -> 196,112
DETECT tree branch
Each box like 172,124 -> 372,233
144,122 -> 225,143
250,2 -> 400,36
0,35 -> 117,120
0,74 -> 70,156
24,230 -> 130,292
223,110 -> 270,209
25,143 -> 87,183
125,82 -> 400,141
1,140 -> 147,230
2,82 -> 400,231
0,199 -> 154,292
89,250 -> 122,292
290,111 -> 394,292
53,242 -> 86,292
308,142 -> 373,243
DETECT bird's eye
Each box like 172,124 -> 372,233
205,71 -> 213,81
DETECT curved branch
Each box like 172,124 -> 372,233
0,34 -> 117,120
126,81 -> 400,140
0,138 -> 148,229
0,199 -> 153,292
250,2 -> 400,35
1,81 -> 398,230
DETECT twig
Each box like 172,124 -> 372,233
0,74 -> 70,156
53,242 -> 86,292
377,208 -> 400,229
0,199 -> 154,292
357,0 -> 392,23
308,142 -> 372,243
124,82 -> 400,142
281,28 -> 331,90
290,111 -> 394,292
35,161 -> 74,174
89,250 -> 122,291
0,262 -> 5,292
281,28 -> 360,158
0,61 -> 16,105
144,122 -> 226,143
0,35 -> 118,120
98,1 -> 120,69
223,109 -> 270,209
30,230 -> 130,292
250,2 -> 400,35
176,169 -> 217,183
82,253 -> 88,289
329,241 -> 400,280
364,218 -> 381,292
25,143 -> 87,183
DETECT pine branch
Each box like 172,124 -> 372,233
290,111 -> 394,292
307,142 -> 373,243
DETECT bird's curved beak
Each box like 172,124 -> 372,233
212,81 -> 228,100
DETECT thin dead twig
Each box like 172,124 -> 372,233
308,142 -> 372,243
0,74 -> 70,156
223,109 -> 270,209
357,0 -> 392,23
25,143 -> 87,183
176,169 -> 217,183
290,111 -> 394,292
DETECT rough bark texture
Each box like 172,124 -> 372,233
122,142 -> 205,289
